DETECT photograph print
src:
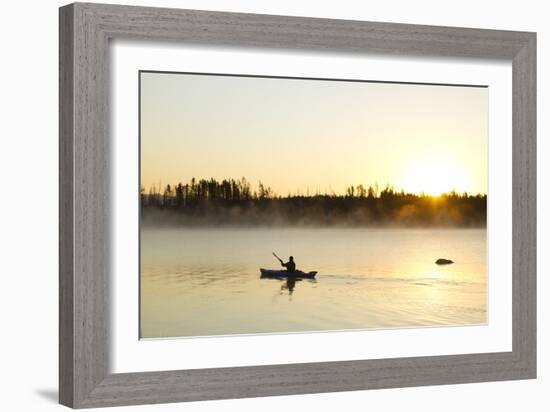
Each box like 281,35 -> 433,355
139,71 -> 487,339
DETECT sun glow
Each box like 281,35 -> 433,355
400,158 -> 470,196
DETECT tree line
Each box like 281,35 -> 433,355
141,177 -> 487,227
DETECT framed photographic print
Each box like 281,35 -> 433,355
59,2 -> 536,408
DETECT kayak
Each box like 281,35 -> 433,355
260,268 -> 317,279
260,269 -> 317,278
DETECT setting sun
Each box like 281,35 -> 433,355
400,158 -> 470,196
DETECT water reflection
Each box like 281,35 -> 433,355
140,228 -> 487,338
259,272 -> 318,297
282,277 -> 297,296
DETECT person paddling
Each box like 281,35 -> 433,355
273,252 -> 296,273
281,256 -> 296,273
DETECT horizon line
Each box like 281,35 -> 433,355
140,178 -> 487,198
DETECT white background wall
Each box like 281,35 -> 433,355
0,0 -> 546,411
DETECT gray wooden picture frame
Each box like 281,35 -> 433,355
59,2 -> 536,409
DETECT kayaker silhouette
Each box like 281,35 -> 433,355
272,252 -> 296,273
281,256 -> 296,273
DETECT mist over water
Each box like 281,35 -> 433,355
140,227 -> 486,338
141,178 -> 487,228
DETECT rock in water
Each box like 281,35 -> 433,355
435,258 -> 454,265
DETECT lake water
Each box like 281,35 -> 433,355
140,228 -> 486,338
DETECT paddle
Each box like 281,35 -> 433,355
272,252 -> 283,264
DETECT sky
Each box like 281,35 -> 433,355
140,72 -> 487,196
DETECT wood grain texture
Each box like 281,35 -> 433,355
512,34 -> 537,375
59,4 -> 74,406
59,2 -> 537,408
